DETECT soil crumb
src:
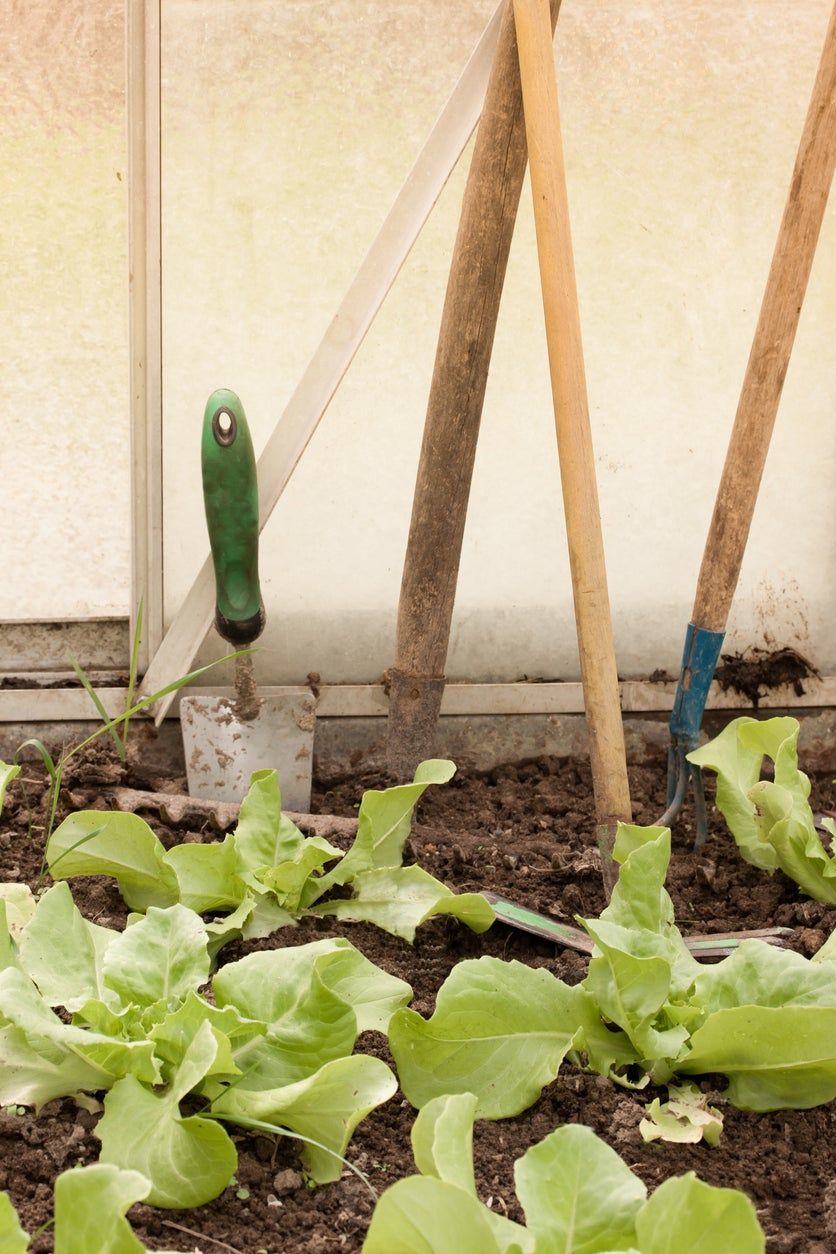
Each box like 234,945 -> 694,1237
232,654 -> 261,722
715,646 -> 818,709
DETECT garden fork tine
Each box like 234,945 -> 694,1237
661,0 -> 836,846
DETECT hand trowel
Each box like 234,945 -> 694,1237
179,388 -> 315,809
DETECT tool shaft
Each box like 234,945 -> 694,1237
692,2 -> 836,634
388,0 -> 563,779
514,0 -> 631,877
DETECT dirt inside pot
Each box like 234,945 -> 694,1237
0,748 -> 834,1254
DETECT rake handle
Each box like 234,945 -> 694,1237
514,0 -> 631,876
693,1 -> 836,634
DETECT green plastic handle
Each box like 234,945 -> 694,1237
201,388 -> 265,645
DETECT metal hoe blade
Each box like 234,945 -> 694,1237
483,892 -> 790,962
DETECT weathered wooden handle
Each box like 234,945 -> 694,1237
387,0 -> 562,779
693,0 -> 836,632
513,0 -> 631,870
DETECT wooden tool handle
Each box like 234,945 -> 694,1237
387,0 -> 562,779
513,0 -> 631,855
693,1 -> 836,633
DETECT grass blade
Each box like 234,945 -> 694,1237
121,600 -> 144,753
69,656 -> 125,763
64,651 -> 246,763
45,824 -> 107,878
14,738 -> 59,784
207,1112 -> 378,1198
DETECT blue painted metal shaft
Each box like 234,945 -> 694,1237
669,622 -> 725,751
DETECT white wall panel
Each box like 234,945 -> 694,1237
0,0 -> 129,620
3,1 -> 833,683
162,0 -> 834,685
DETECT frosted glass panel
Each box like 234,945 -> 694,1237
161,1 -> 835,684
0,0 -> 129,620
160,0 -> 497,680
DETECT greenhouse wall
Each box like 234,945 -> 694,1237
2,0 -> 834,686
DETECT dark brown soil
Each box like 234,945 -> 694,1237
1,747 -> 835,1254
715,647 -> 818,709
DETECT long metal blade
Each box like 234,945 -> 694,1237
483,892 -> 790,960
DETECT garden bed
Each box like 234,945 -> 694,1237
1,750 -> 834,1253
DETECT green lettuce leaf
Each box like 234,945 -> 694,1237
515,1124 -> 646,1254
570,988 -> 641,1083
635,1173 -> 764,1253
408,1093 -> 532,1251
46,812 -> 178,911
0,1023 -> 112,1110
689,716 -> 836,900
0,968 -> 159,1099
203,895 -> 258,956
672,940 -> 836,1109
363,1120 -> 763,1254
410,1092 -> 478,1194
0,885 -> 35,940
239,890 -> 298,938
215,936 -> 411,1030
212,944 -> 360,1088
148,990 -> 266,1080
97,1020 -> 237,1208
42,764 -> 466,950
310,865 -> 494,942
0,904 -> 18,976
694,939 -> 836,1012
101,904 -> 210,1009
639,1082 -> 723,1147
676,1004 -> 836,1110
0,1164 -> 191,1254
202,892 -> 297,958
0,1191 -> 28,1252
390,956 -> 589,1117
18,883 -> 115,1012
231,769 -> 307,873
687,716 -> 794,869
749,777 -> 836,903
812,931 -> 836,964
256,836 -> 343,911
580,828 -> 699,1069
0,763 -> 20,816
210,1054 -> 397,1183
54,1164 -> 156,1253
308,760 -> 456,901
163,835 -> 246,913
362,1176 -> 510,1254
300,938 -> 412,1033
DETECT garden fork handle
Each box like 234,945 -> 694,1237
693,0 -> 836,638
669,2 -> 836,790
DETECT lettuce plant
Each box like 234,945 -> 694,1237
0,883 -> 408,1207
688,716 -> 836,902
42,760 -> 494,949
638,1082 -> 723,1146
389,824 -> 836,1120
0,1163 -> 189,1253
362,1093 -> 765,1253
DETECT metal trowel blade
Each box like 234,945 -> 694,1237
180,693 -> 315,810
